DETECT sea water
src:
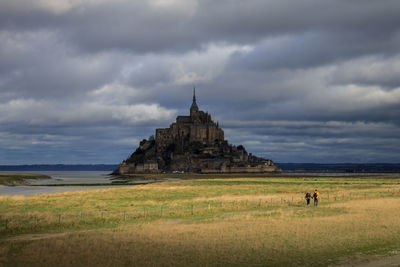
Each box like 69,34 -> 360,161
0,171 -> 130,197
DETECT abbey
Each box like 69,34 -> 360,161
114,89 -> 281,174
156,90 -> 224,153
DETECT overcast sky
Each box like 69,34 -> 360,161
1,0 -> 400,164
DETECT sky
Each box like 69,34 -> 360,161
1,0 -> 400,164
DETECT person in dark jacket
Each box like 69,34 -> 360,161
305,192 -> 311,205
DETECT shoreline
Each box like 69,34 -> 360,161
0,173 -> 51,186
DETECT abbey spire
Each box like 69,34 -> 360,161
190,86 -> 199,117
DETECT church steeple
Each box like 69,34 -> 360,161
190,86 -> 199,117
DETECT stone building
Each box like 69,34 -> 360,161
113,88 -> 281,174
156,89 -> 224,153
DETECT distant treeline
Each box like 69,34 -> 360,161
0,164 -> 119,171
278,163 -> 400,173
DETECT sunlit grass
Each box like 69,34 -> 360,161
1,176 -> 400,266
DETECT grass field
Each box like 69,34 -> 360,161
1,175 -> 400,266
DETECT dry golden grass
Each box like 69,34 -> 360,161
1,177 -> 400,266
2,198 -> 400,266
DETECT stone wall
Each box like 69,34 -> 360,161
156,128 -> 173,151
118,161 -> 160,174
201,165 -> 279,174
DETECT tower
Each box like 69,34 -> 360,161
190,86 -> 199,117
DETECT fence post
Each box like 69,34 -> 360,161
191,204 -> 194,215
258,199 -> 261,207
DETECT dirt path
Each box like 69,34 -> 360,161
1,229 -> 100,242
3,232 -> 72,242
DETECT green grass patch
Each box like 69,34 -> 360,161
0,174 -> 50,185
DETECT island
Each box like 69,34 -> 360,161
113,88 -> 281,174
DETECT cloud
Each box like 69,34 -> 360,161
169,44 -> 252,85
2,0 -> 399,54
223,121 -> 400,163
0,29 -> 121,99
331,55 -> 400,89
1,0 -> 400,164
0,98 -> 176,126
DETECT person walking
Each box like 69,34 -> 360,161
313,189 -> 320,206
305,192 -> 311,206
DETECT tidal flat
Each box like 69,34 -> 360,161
1,175 -> 400,266
0,174 -> 50,186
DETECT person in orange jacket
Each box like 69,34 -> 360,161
312,189 -> 320,206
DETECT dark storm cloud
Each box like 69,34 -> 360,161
1,0 -> 400,54
199,57 -> 400,124
230,31 -> 400,71
223,123 -> 400,163
0,30 -> 121,100
1,0 -> 400,164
